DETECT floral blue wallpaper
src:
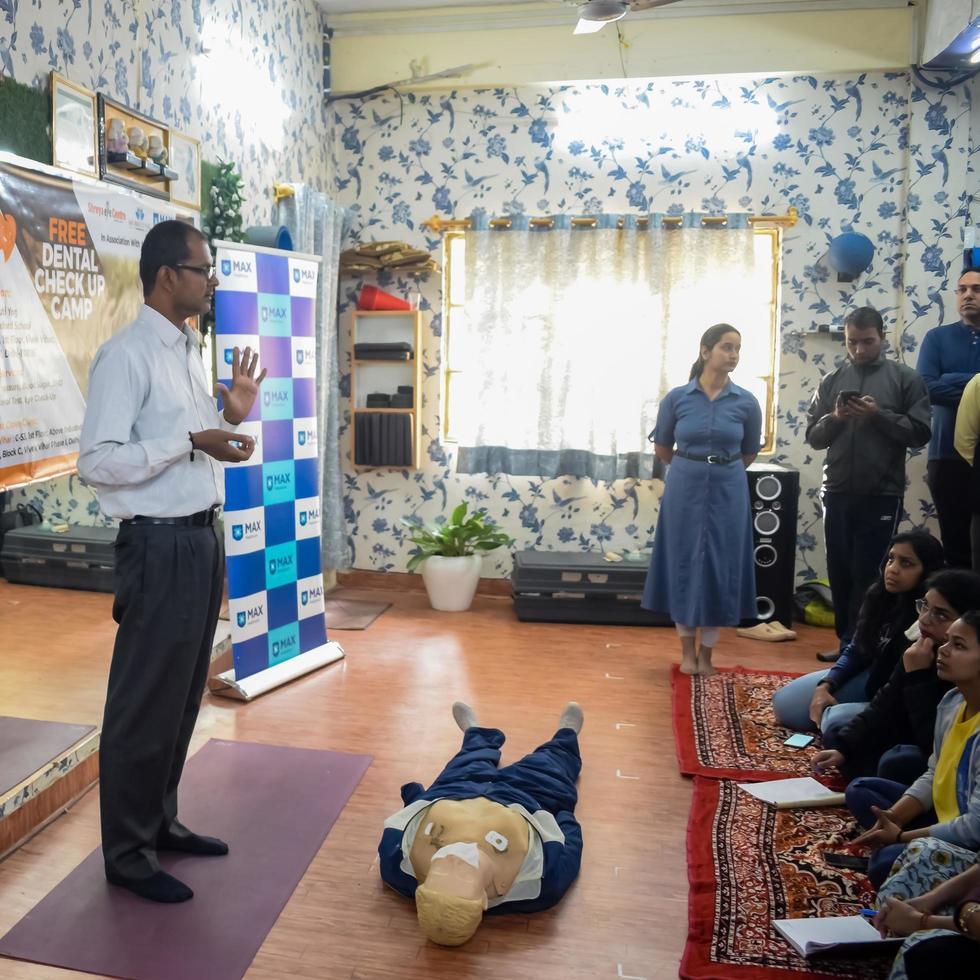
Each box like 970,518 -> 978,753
331,71 -> 977,580
1,0 -> 329,522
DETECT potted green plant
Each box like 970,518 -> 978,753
402,502 -> 513,611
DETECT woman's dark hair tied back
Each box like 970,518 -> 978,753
689,322 -> 741,381
924,569 -> 980,617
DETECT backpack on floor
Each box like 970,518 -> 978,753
793,579 -> 836,628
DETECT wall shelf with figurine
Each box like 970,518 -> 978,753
97,94 -> 178,201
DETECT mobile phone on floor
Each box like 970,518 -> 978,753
783,733 -> 815,748
823,851 -> 869,872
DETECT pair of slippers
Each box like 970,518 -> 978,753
735,621 -> 797,642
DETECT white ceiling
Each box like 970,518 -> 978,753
319,0 -> 549,12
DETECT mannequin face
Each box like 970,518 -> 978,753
424,851 -> 489,906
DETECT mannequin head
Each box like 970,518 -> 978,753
415,848 -> 489,946
415,881 -> 485,946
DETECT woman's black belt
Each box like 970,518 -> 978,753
673,450 -> 739,465
123,507 -> 219,527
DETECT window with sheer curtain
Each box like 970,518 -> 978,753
444,220 -> 778,480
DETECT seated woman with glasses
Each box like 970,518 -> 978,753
813,570 -> 980,789
774,531 -> 944,741
840,605 -> 980,889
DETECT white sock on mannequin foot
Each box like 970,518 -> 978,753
452,701 -> 479,731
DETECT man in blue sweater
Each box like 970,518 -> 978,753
917,267 -> 980,569
377,701 -> 584,946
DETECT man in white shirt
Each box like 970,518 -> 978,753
78,220 -> 264,903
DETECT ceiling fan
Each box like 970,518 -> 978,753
573,0 -> 685,35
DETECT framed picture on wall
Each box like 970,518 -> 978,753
168,130 -> 201,210
50,73 -> 98,178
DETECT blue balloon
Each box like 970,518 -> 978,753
827,232 -> 874,279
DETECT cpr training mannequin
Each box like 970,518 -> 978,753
378,701 -> 584,946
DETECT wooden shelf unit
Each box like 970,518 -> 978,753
350,310 -> 422,469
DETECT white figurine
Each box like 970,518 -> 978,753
147,134 -> 167,166
107,117 -> 128,155
127,126 -> 148,160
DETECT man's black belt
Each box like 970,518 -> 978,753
673,450 -> 739,465
123,507 -> 219,527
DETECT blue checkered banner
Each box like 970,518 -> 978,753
214,243 -> 327,682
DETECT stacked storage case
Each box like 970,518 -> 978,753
1,525 -> 117,592
511,551 -> 671,626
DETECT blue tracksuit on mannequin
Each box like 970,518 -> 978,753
378,726 -> 583,913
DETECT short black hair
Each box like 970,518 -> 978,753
925,569 -> 980,616
843,306 -> 884,336
139,220 -> 207,295
959,266 -> 980,279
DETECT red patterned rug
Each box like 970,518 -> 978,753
682,778 -> 892,980
672,664 -> 823,781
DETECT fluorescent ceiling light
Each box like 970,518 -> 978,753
574,17 -> 609,34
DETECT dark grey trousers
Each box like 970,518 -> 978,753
100,521 -> 224,881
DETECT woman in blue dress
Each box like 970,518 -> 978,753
642,324 -> 763,675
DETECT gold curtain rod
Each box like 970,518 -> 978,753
423,208 -> 797,234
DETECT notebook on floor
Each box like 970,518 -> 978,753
773,916 -> 902,958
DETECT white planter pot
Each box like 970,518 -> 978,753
420,554 -> 483,611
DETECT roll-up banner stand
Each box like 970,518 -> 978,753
208,240 -> 343,701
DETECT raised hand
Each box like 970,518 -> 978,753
191,429 -> 255,463
216,346 -> 267,425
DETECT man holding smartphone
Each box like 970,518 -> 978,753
805,307 -> 931,662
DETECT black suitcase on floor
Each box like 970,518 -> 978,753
511,550 -> 671,626
1,524 -> 117,592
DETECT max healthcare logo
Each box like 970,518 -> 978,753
235,603 -> 264,630
264,388 -> 290,408
232,518 -> 262,541
272,635 -> 298,658
293,268 -> 301,283
268,554 -> 294,576
266,471 -> 292,492
223,257 -> 254,276
299,505 -> 320,527
301,585 -> 323,606
261,302 -> 288,324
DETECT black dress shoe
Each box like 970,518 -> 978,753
158,830 -> 229,856
816,649 -> 841,663
106,869 -> 193,903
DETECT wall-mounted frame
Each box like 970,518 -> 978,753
50,72 -> 98,178
97,94 -> 176,201
168,130 -> 201,210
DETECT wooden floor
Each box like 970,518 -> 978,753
0,580 -> 830,980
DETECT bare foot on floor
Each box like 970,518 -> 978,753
696,647 -> 717,676
680,655 -> 699,675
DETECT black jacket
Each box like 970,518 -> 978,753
805,354 -> 931,496
834,656 -> 951,776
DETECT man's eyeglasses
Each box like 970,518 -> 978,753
173,264 -> 216,279
955,285 -> 980,295
914,598 -> 953,623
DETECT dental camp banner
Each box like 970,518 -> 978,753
0,152 -> 183,489
214,241 -> 330,682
